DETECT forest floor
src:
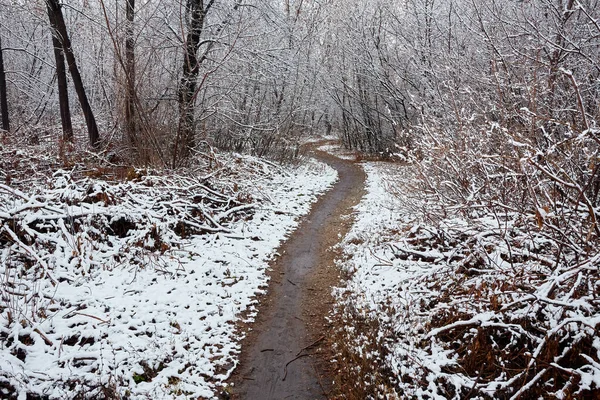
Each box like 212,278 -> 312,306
2,136 -> 599,400
0,137 -> 338,399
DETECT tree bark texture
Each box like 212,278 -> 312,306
0,38 -> 9,132
175,0 -> 206,164
46,0 -> 100,147
125,0 -> 137,147
46,8 -> 73,141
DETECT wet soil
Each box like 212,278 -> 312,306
228,148 -> 365,400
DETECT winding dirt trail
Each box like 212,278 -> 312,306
228,148 -> 365,400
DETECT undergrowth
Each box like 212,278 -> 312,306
0,135 -> 261,399
331,146 -> 600,399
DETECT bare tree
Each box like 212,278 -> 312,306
174,0 -> 213,164
124,0 -> 136,147
46,6 -> 72,141
0,37 -> 9,132
174,0 -> 245,165
46,0 -> 100,147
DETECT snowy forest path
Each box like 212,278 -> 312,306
227,145 -> 365,400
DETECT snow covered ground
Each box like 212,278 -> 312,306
0,149 -> 337,399
333,162 -> 600,399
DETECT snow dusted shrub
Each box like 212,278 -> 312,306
418,227 -> 600,398
395,3 -> 600,392
399,122 -> 600,398
334,153 -> 600,399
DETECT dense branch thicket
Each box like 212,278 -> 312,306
0,0 -> 330,164
324,0 -> 599,158
1,0 -> 600,397
325,1 -> 600,398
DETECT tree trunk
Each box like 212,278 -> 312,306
0,38 -> 9,132
46,0 -> 100,147
175,0 -> 206,164
46,8 -> 73,141
124,0 -> 137,147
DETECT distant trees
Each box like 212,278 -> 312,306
2,0 -> 596,170
321,0 -> 599,158
321,0 -> 413,155
210,0 -> 329,159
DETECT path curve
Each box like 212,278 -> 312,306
228,148 -> 365,399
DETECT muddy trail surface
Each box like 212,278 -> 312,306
228,149 -> 365,400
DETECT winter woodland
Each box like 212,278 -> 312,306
1,0 -> 599,399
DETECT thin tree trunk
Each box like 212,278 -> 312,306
124,0 -> 136,147
0,38 -> 9,132
175,0 -> 206,164
46,0 -> 100,147
46,9 -> 73,141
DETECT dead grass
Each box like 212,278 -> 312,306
328,301 -> 402,400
